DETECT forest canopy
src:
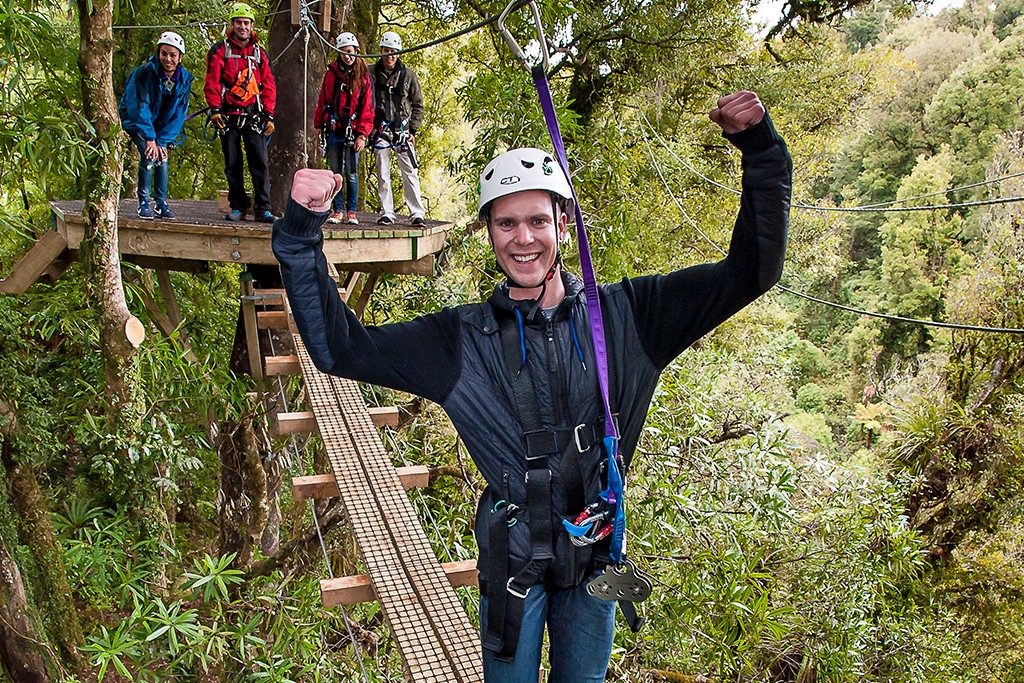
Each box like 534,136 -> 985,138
0,0 -> 1022,681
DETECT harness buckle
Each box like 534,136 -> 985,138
506,577 -> 530,599
574,422 -> 593,453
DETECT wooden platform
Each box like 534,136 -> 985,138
0,199 -> 451,294
283,297 -> 483,683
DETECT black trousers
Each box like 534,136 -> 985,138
221,128 -> 272,213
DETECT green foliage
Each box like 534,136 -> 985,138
923,31 -> 1024,186
1,0 -> 1023,681
184,552 -> 245,603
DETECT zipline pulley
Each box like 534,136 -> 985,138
497,0 -> 549,74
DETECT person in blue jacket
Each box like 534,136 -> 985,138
273,91 -> 791,682
118,31 -> 194,219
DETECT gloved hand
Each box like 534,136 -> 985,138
262,116 -> 275,136
210,109 -> 226,130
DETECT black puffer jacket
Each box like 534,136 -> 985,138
273,114 -> 792,591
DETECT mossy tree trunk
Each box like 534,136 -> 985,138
0,533 -> 49,683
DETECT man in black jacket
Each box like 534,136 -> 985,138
273,90 -> 791,682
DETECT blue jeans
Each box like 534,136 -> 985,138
326,138 -> 360,213
130,133 -> 168,204
479,572 -> 616,683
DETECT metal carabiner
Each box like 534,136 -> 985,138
496,0 -> 550,74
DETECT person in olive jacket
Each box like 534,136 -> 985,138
369,30 -> 425,226
274,91 -> 791,682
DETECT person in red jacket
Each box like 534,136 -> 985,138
313,32 -> 374,225
204,2 -> 277,223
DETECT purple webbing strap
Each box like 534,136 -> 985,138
532,67 -> 618,442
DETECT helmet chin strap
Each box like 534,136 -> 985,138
500,252 -> 562,321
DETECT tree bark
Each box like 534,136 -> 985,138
267,0 -> 329,212
0,404 -> 58,682
217,414 -> 268,568
1,459 -> 84,667
76,0 -> 144,414
0,533 -> 49,683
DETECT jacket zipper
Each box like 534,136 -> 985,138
545,318 -> 569,425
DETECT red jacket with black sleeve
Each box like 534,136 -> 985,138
312,60 -> 374,137
204,31 -> 276,115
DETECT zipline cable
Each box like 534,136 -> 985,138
637,119 -> 1024,335
638,112 -> 1024,213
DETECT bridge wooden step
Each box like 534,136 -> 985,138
292,467 -> 430,499
275,406 -> 399,433
321,559 -> 478,607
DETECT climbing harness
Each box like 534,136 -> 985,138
483,0 -> 652,655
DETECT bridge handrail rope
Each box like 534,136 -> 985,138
638,112 -> 1024,213
638,120 -> 1024,335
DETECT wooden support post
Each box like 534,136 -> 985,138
275,406 -> 399,434
319,0 -> 331,32
341,271 -> 361,303
134,283 -> 199,364
156,269 -> 182,328
240,275 -> 264,388
352,272 -> 379,319
292,465 -> 430,500
0,230 -> 68,293
321,559 -> 479,607
290,0 -> 301,27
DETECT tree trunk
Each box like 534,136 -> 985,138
217,413 -> 269,567
1,458 -> 84,667
0,404 -> 59,682
76,0 -> 144,413
267,0 -> 329,211
0,533 -> 49,683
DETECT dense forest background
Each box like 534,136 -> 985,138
1,0 -> 1022,680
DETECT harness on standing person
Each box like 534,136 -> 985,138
322,62 -> 367,176
204,39 -> 268,138
481,0 -> 653,661
370,62 -> 418,168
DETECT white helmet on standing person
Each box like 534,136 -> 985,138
379,31 -> 402,51
157,31 -> 186,55
478,148 -> 574,222
335,32 -> 359,50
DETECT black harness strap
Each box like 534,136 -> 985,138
484,313 -> 554,661
483,310 -> 605,661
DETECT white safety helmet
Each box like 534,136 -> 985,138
478,148 -> 574,221
335,32 -> 359,50
379,31 -> 402,51
157,31 -> 186,55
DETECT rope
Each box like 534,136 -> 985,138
306,0 -> 532,59
303,22 -> 311,166
638,117 -> 1024,335
638,112 -> 1024,213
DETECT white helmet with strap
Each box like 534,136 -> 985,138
157,31 -> 186,55
336,32 -> 359,50
379,31 -> 402,50
478,148 -> 573,221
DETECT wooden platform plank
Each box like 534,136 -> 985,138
48,199 -> 449,271
0,231 -> 68,293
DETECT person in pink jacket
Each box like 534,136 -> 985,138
313,32 -> 375,225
